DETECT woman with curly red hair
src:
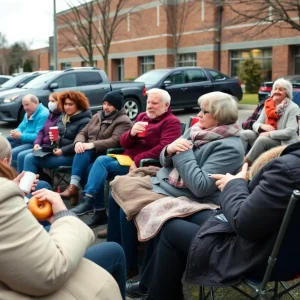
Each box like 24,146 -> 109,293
23,90 -> 92,174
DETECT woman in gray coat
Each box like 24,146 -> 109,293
241,78 -> 300,164
108,91 -> 245,287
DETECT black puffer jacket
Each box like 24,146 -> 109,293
57,110 -> 92,155
185,142 -> 300,287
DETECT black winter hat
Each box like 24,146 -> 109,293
103,90 -> 124,111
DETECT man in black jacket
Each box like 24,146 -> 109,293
137,142 -> 300,300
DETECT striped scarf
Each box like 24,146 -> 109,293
168,122 -> 240,188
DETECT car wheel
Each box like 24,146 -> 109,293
18,107 -> 25,122
124,97 -> 141,121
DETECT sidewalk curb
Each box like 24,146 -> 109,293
238,104 -> 256,110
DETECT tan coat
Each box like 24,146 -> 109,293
0,178 -> 122,300
74,108 -> 132,154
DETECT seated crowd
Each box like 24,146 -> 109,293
1,80 -> 300,300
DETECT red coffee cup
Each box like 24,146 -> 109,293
49,126 -> 59,141
137,123 -> 148,138
191,117 -> 200,126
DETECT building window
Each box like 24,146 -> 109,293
176,53 -> 197,67
294,46 -> 300,74
115,59 -> 124,81
230,48 -> 272,81
140,56 -> 155,74
61,62 -> 72,70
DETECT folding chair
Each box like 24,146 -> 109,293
199,190 -> 300,300
188,116 -> 199,128
49,166 -> 72,192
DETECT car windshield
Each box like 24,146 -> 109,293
23,71 -> 61,89
1,74 -> 29,88
135,70 -> 170,85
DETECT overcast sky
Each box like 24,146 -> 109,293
0,0 -> 76,49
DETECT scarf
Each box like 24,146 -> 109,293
61,110 -> 82,126
168,122 -> 240,188
276,97 -> 290,116
101,109 -> 117,120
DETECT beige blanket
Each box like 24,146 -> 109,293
134,196 -> 218,242
110,166 -> 163,220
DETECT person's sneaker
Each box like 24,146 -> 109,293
86,209 -> 108,228
70,198 -> 94,216
126,281 -> 148,298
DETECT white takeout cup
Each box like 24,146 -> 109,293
19,171 -> 36,194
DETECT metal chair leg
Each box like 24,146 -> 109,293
199,286 -> 205,300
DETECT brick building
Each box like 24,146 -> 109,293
38,0 -> 300,82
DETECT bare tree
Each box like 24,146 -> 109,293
58,0 -> 131,72
0,33 -> 8,74
220,0 -> 300,35
159,0 -> 196,67
58,0 -> 96,66
8,42 -> 29,74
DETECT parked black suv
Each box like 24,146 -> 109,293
134,67 -> 243,110
0,67 -> 146,122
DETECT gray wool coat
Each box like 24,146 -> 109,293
252,100 -> 300,145
151,129 -> 244,205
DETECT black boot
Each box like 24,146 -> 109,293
126,281 -> 148,298
86,209 -> 108,228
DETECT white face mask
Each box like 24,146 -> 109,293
48,102 -> 58,112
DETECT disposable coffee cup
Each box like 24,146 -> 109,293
137,122 -> 148,138
19,171 -> 36,194
49,126 -> 59,141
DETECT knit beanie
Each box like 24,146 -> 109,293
103,90 -> 124,111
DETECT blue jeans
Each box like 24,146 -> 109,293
17,148 -> 33,173
83,156 -> 129,210
72,149 -> 98,178
84,242 -> 126,300
107,193 -> 138,270
7,136 -> 32,170
24,152 -> 74,174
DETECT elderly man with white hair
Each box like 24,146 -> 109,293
7,94 -> 49,169
70,88 -> 182,232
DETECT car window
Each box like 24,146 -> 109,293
0,78 -> 9,84
76,72 -> 102,86
165,72 -> 185,85
54,74 -> 77,88
208,70 -> 227,81
185,69 -> 208,83
20,74 -> 40,85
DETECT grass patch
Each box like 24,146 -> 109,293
239,94 -> 258,105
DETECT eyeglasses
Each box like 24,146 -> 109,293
199,108 -> 210,115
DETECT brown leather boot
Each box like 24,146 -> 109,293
97,228 -> 107,239
60,184 -> 79,205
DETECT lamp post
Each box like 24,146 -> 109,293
53,0 -> 58,70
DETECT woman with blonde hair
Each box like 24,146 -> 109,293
109,91 -> 245,285
0,134 -> 127,300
